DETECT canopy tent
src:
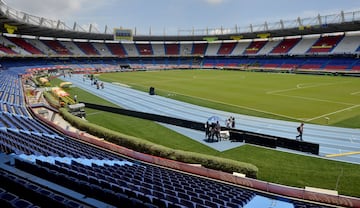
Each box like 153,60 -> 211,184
207,116 -> 220,124
52,87 -> 69,97
60,82 -> 72,88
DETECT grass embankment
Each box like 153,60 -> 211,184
50,73 -> 360,197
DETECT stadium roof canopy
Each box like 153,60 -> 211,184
0,0 -> 360,41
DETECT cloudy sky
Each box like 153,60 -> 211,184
4,0 -> 360,35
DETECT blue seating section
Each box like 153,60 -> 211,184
202,57 -> 359,70
14,158 -> 257,208
0,168 -> 87,208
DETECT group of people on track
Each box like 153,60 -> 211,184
205,121 -> 221,142
205,115 -> 304,143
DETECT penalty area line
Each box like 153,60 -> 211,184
306,104 -> 360,122
351,91 -> 360,95
170,92 -> 300,121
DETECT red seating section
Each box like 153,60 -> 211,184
7,37 -> 43,55
42,40 -> 71,55
0,44 -> 17,54
136,44 -> 153,55
165,44 -> 179,55
271,38 -> 301,54
74,42 -> 99,55
106,43 -> 127,56
192,43 -> 208,55
244,40 -> 267,54
307,35 -> 343,53
217,42 -> 237,55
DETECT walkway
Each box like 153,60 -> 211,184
61,74 -> 360,164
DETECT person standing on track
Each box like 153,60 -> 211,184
296,122 -> 304,141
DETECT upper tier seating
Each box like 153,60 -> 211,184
41,40 -> 72,55
74,41 -> 99,55
165,43 -> 180,55
290,37 -> 318,54
0,169 -> 89,208
136,44 -> 153,55
179,43 -> 193,56
192,43 -> 208,55
205,42 -> 221,56
7,37 -> 44,55
0,44 -> 17,54
231,41 -> 251,55
217,42 -> 237,55
270,38 -> 301,54
152,43 -> 165,56
58,41 -> 84,55
307,35 -> 344,53
1,33 -> 360,57
121,42 -> 138,56
106,43 -> 127,56
243,40 -> 267,55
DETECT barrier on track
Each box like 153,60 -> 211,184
83,102 -> 320,155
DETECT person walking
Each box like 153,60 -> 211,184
296,123 -> 304,141
213,121 -> 221,142
231,116 -> 235,128
205,121 -> 210,140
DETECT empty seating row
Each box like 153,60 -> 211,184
15,157 -> 256,208
13,154 -> 329,207
0,128 -> 129,160
0,111 -> 51,133
0,168 -> 87,208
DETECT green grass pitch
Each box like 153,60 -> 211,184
99,70 -> 360,128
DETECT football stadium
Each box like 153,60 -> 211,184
0,1 -> 359,207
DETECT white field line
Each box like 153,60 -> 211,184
306,104 -> 360,122
112,82 -> 130,87
163,91 -> 300,121
266,82 -> 351,95
127,82 -> 298,120
130,80 -> 356,122
350,91 -> 360,95
266,81 -> 358,121
270,93 -> 355,106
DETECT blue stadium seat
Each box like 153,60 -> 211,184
0,192 -> 19,205
11,198 -> 34,208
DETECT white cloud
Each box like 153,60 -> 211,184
5,0 -> 98,20
4,0 -> 111,31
